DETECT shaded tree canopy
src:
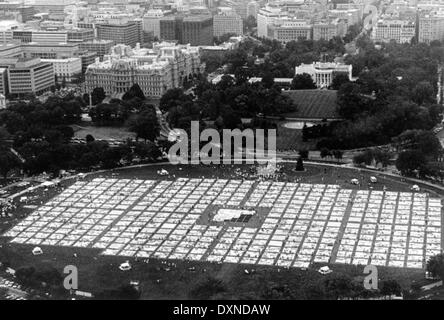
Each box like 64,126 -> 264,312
291,73 -> 317,90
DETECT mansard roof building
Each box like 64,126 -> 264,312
85,42 -> 203,98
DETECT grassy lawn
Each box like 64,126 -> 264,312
71,124 -> 136,141
276,121 -> 319,151
0,163 -> 441,299
282,90 -> 340,119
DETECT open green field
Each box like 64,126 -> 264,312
276,122 -> 318,151
282,90 -> 340,119
0,241 -> 426,299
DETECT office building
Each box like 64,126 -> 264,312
0,93 -> 5,109
372,18 -> 416,43
328,9 -> 361,26
80,40 -> 114,60
23,42 -> 80,59
418,10 -> 444,43
143,9 -> 165,39
79,50 -> 97,73
32,30 -> 68,44
267,19 -> 312,43
0,68 -> 8,96
0,43 -> 24,58
85,42 -> 203,97
257,4 -> 284,38
313,19 -> 347,41
12,30 -> 32,43
160,15 -> 213,46
42,57 -> 82,82
213,8 -> 243,37
247,1 -> 260,19
97,21 -> 141,47
0,57 -> 55,95
67,29 -> 95,43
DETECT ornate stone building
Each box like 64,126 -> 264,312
85,42 -> 203,97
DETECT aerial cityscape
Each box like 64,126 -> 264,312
0,0 -> 442,304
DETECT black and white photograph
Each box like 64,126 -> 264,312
0,0 -> 442,310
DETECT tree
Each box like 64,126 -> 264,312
373,149 -> 391,168
122,83 -> 145,101
85,134 -> 95,143
330,73 -> 350,90
214,33 -> 237,45
412,81 -> 435,105
0,111 -> 27,134
15,266 -> 36,285
133,142 -> 161,160
0,148 -> 20,180
222,109 -> 242,129
323,274 -> 354,299
353,150 -> 374,166
224,49 -> 248,74
97,284 -> 140,300
336,82 -> 368,120
91,87 -> 106,105
299,149 -> 309,159
427,254 -> 444,280
295,157 -> 304,171
127,108 -> 160,142
396,150 -> 427,176
261,72 -> 275,89
244,15 -> 257,33
380,280 -> 402,297
159,88 -> 193,113
189,277 -> 226,300
291,73 -> 316,90
320,148 -> 332,159
100,147 -> 124,169
0,126 -> 10,148
343,23 -> 361,43
332,150 -> 343,162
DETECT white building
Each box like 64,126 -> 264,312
0,57 -> 55,96
328,9 -> 361,27
213,7 -> 243,37
32,30 -> 68,44
0,93 -> 6,109
41,57 -> 82,82
267,18 -> 312,43
295,62 -> 353,88
418,10 -> 444,43
86,57 -> 172,97
86,42 -> 203,97
0,20 -> 23,44
371,17 -> 416,43
257,4 -> 284,38
313,19 -> 347,41
143,9 -> 166,39
247,1 -> 260,19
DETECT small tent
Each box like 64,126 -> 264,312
119,261 -> 132,271
318,266 -> 332,275
32,247 -> 43,255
